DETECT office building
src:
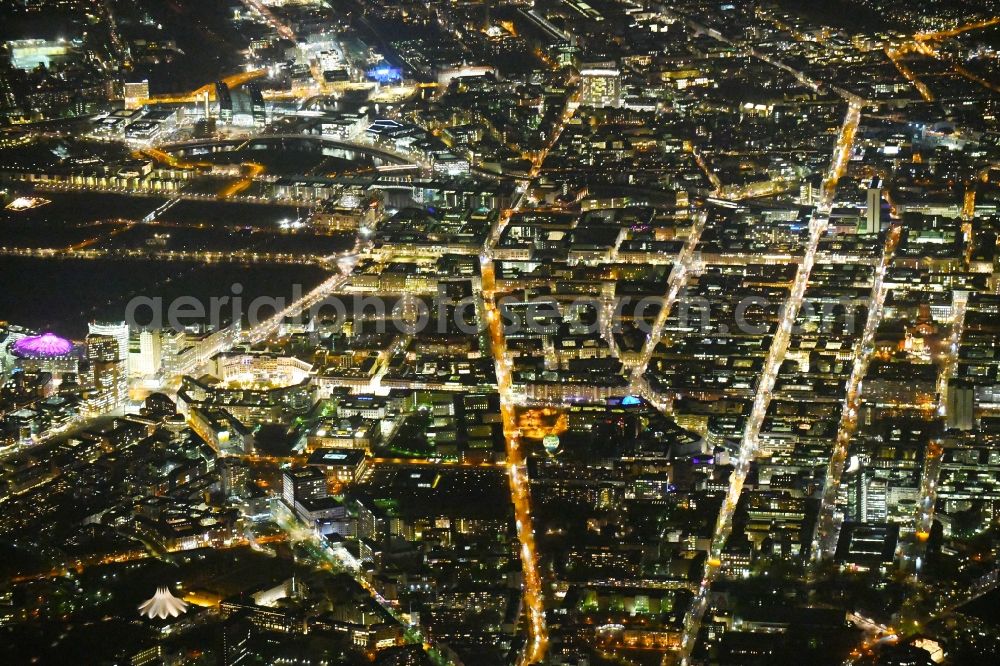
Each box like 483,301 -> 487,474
580,64 -> 622,108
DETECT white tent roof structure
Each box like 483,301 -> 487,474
138,587 -> 189,620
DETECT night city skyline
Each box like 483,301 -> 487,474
0,1 -> 1000,665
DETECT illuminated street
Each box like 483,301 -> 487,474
1,1 -> 999,664
679,100 -> 862,663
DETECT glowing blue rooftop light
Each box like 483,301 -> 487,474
367,64 -> 402,83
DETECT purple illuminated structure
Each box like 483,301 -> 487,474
12,333 -> 74,358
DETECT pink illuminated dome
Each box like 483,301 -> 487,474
12,332 -> 74,358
